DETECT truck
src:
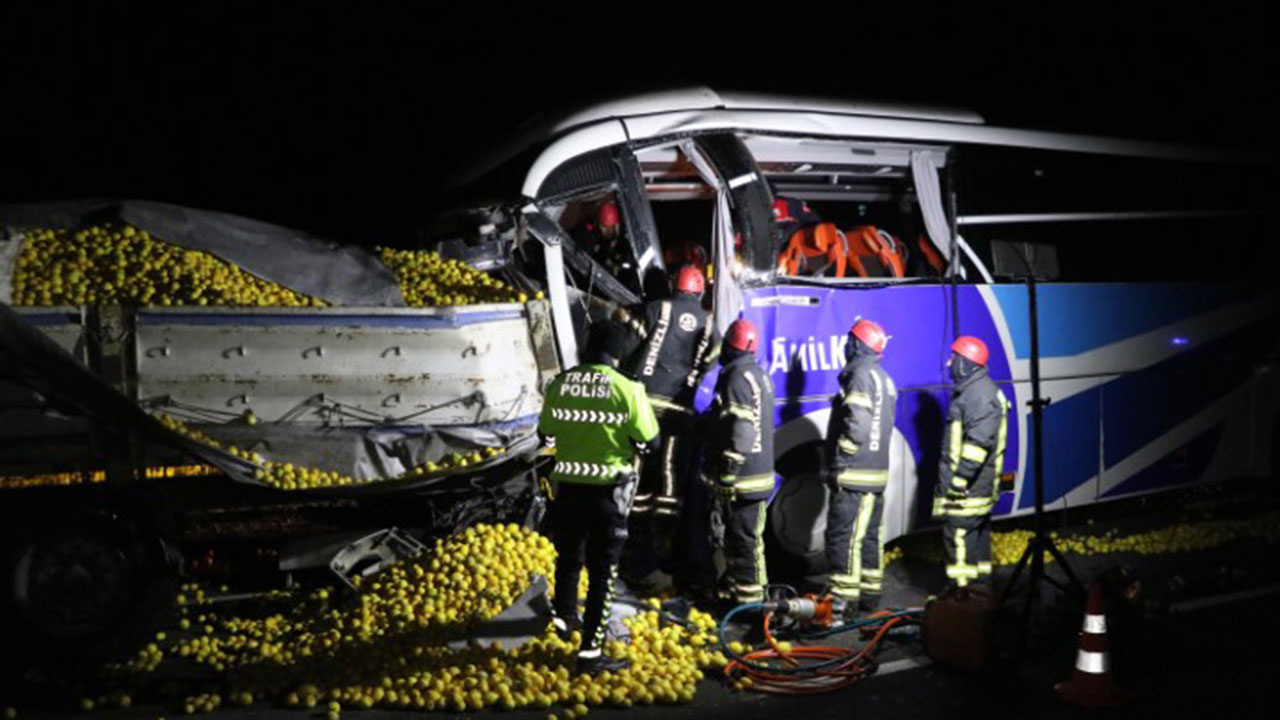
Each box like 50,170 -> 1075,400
3,86 -> 1278,661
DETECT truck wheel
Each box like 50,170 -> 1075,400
2,513 -> 175,671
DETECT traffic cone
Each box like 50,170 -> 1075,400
1054,582 -> 1130,709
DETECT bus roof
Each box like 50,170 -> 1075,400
450,87 -> 985,189
447,87 -> 1271,198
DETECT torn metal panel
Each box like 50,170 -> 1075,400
329,527 -> 426,589
446,575 -> 551,651
612,146 -> 665,279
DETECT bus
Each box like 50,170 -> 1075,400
461,87 -> 1280,565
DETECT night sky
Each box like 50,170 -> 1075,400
2,5 -> 1276,244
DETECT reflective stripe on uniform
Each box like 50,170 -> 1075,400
549,407 -> 629,425
940,502 -> 995,517
837,469 -> 888,488
731,474 -> 776,494
754,502 -> 768,592
948,527 -> 976,587
727,403 -> 756,420
948,419 -> 963,474
723,450 -> 746,464
933,494 -> 993,517
960,442 -> 989,463
848,492 -> 876,597
838,437 -> 860,455
552,461 -> 629,479
950,475 -> 969,490
830,578 -> 860,601
845,391 -> 873,409
585,564 -> 620,651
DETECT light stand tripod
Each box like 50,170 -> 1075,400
999,273 -> 1083,641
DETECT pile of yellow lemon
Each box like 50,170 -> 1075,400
102,524 -> 724,716
7,224 -> 535,309
152,413 -> 503,491
989,513 -> 1280,565
377,247 -> 533,307
9,225 -> 326,307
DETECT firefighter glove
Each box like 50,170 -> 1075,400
714,481 -> 737,504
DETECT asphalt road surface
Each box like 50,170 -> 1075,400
5,485 -> 1279,719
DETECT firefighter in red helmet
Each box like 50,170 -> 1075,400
572,200 -> 634,285
621,264 -> 718,595
934,335 -> 1011,590
703,318 -> 776,606
822,318 -> 897,621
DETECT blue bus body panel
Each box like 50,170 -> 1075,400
705,282 -> 1280,536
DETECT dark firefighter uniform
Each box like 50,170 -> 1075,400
824,320 -> 896,612
705,319 -> 775,605
933,336 -> 1010,589
539,321 -> 659,673
624,265 -> 718,530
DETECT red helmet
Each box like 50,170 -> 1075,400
772,198 -> 792,222
850,318 -> 889,355
725,318 -> 759,354
597,201 -> 620,227
951,335 -> 989,366
674,264 -> 705,296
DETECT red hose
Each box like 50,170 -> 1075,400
723,610 -> 911,695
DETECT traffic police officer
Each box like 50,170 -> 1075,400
625,264 -> 718,571
704,318 -> 776,605
539,320 -> 660,674
934,335 -> 1010,589
823,318 -> 896,618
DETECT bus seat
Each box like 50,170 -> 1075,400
844,226 -> 906,278
777,222 -> 847,277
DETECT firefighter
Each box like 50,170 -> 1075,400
623,264 -> 719,589
539,320 -> 660,674
823,318 -> 896,619
573,200 -> 632,281
934,335 -> 1011,590
703,318 -> 776,606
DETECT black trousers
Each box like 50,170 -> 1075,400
943,513 -> 992,588
722,498 -> 768,604
673,461 -> 715,597
824,487 -> 885,606
629,411 -> 693,574
551,478 -> 636,653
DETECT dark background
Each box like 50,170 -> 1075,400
2,5 -> 1276,245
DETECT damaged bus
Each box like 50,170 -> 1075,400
456,87 -> 1280,570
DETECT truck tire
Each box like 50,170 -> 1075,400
0,506 -> 176,673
